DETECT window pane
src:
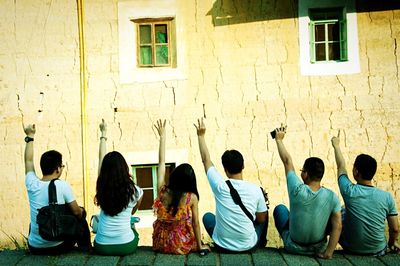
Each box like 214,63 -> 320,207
328,23 -> 339,41
315,24 -> 325,42
156,45 -> 169,64
139,25 -> 152,44
139,189 -> 154,210
155,24 -> 168,44
315,43 -> 326,61
140,46 -> 153,65
135,167 -> 153,187
328,43 -> 340,60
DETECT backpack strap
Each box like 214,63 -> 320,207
48,179 -> 58,204
226,180 -> 254,223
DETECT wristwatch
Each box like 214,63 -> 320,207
24,136 -> 34,143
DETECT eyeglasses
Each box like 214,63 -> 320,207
60,164 -> 65,168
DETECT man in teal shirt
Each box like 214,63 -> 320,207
273,125 -> 342,259
331,132 -> 399,255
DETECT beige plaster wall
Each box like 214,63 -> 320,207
0,0 -> 399,249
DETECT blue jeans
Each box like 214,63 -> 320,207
273,204 -> 289,237
202,212 -> 268,251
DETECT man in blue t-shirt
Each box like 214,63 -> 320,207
331,131 -> 399,255
273,125 -> 342,259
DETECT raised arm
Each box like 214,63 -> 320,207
331,131 -> 347,177
274,125 -> 294,176
388,216 -> 400,253
194,118 -> 213,173
98,119 -> 107,176
24,124 -> 36,174
155,119 -> 166,192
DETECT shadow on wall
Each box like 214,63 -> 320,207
206,0 -> 400,27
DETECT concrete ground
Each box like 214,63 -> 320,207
1,246 -> 399,266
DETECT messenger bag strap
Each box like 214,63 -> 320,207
226,180 -> 254,223
48,179 -> 58,204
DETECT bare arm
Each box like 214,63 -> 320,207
388,215 -> 400,253
67,200 -> 84,219
155,119 -> 166,192
255,211 -> 268,224
331,131 -> 347,177
23,124 -> 36,174
190,194 -> 210,251
194,118 -> 213,173
131,193 -> 143,215
318,211 -> 342,259
98,119 -> 107,176
274,126 -> 295,176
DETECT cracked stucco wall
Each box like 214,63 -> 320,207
0,0 -> 399,249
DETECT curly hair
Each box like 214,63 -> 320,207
167,163 -> 199,216
95,151 -> 137,216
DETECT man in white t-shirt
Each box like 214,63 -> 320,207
23,124 -> 91,255
194,118 -> 268,252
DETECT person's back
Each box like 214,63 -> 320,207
94,120 -> 144,256
331,134 -> 399,254
339,179 -> 396,253
288,174 -> 340,245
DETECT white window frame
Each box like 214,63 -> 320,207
118,0 -> 186,84
299,0 -> 360,76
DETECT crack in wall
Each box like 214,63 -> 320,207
336,76 -> 346,95
253,64 -> 260,101
389,12 -> 400,89
299,112 -> 313,156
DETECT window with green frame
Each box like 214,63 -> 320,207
309,8 -> 347,63
132,163 -> 175,211
133,18 -> 174,67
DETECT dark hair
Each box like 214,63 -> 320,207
221,150 -> 244,174
40,150 -> 62,175
354,154 -> 377,180
167,163 -> 199,216
303,157 -> 325,180
96,151 -> 137,216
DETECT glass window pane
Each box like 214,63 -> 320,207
155,24 -> 168,44
139,25 -> 152,44
156,45 -> 169,64
135,167 -> 153,187
139,189 -> 154,210
315,43 -> 326,61
328,43 -> 340,60
315,24 -> 325,42
328,23 -> 339,41
140,46 -> 153,65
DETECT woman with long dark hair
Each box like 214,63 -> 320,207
152,120 -> 209,254
93,119 -> 143,256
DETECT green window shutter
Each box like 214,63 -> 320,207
309,20 -> 316,63
339,19 -> 348,61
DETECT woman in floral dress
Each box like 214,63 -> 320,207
152,120 -> 210,255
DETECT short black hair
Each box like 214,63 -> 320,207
303,157 -> 325,180
354,154 -> 377,180
221,150 -> 244,174
40,150 -> 62,175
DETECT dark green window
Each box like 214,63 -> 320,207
309,8 -> 347,63
132,163 -> 175,211
134,18 -> 173,67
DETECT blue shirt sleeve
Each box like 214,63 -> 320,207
338,174 -> 352,196
387,193 -> 398,216
207,166 -> 225,194
287,170 -> 302,196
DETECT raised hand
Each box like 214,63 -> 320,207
275,123 -> 287,141
154,119 -> 166,138
331,130 -> 340,147
99,119 -> 107,135
194,118 -> 206,136
24,124 -> 36,137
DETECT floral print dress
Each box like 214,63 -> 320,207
152,186 -> 198,254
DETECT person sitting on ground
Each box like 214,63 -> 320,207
273,125 -> 341,259
93,119 -> 144,256
194,118 -> 268,253
23,123 -> 91,255
152,119 -> 210,255
331,131 -> 399,255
